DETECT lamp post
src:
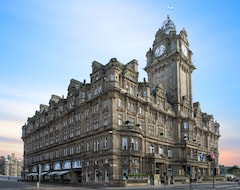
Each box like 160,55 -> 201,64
36,164 -> 41,189
187,164 -> 192,190
207,149 -> 216,188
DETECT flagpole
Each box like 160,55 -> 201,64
213,157 -> 215,188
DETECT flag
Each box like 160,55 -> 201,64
207,152 -> 216,161
211,152 -> 215,160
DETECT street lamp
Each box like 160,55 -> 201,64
207,148 -> 217,188
184,137 -> 200,190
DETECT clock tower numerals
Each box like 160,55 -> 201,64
154,44 -> 165,57
181,44 -> 188,57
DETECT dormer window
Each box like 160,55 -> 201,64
110,74 -> 115,81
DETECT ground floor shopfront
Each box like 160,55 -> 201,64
24,156 -> 216,186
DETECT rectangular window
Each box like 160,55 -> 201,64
88,92 -> 91,99
97,139 -> 100,151
198,152 -> 205,162
86,109 -> 90,117
75,113 -> 81,121
122,137 -> 128,150
94,140 -> 97,152
69,128 -> 74,138
127,102 -> 135,112
40,141 -> 43,148
167,149 -> 172,157
76,144 -> 81,154
167,119 -> 173,128
132,158 -> 139,164
76,126 -> 80,136
183,133 -> 189,141
50,137 -> 54,145
131,138 -> 139,151
158,147 -> 164,155
69,146 -> 74,155
149,145 -> 154,153
55,124 -> 60,131
132,168 -> 138,174
122,168 -> 128,180
55,150 -> 60,158
63,120 -> 68,127
63,131 -> 68,140
139,107 -> 144,115
69,116 -> 74,124
103,114 -> 108,126
93,139 -> 100,152
81,92 -> 85,99
118,98 -> 123,108
93,118 -> 99,129
110,74 -> 115,81
150,111 -> 155,120
158,115 -> 164,124
167,130 -> 172,138
118,114 -> 123,126
149,125 -> 155,135
58,105 -> 63,112
183,121 -> 189,129
158,127 -> 164,136
86,122 -> 90,132
69,100 -> 74,109
64,147 -> 68,156
103,99 -> 108,108
86,142 -> 90,152
104,137 -> 108,149
128,117 -> 135,127
93,103 -> 99,113
129,86 -> 134,95
138,120 -> 143,129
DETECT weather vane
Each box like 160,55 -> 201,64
168,5 -> 174,11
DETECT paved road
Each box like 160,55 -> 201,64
0,179 -> 239,190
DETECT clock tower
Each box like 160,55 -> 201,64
145,15 -> 196,115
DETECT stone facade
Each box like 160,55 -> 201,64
0,153 -> 22,177
22,16 -> 220,186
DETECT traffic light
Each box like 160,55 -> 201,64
213,168 -> 217,176
187,165 -> 192,174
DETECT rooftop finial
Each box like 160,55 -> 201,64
161,14 -> 176,34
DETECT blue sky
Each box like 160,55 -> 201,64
0,0 -> 239,166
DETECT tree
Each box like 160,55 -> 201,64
226,165 -> 239,174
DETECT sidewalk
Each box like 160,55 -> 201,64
33,182 -> 240,190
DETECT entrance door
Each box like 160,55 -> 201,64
105,169 -> 109,183
94,169 -> 98,182
86,170 -> 90,182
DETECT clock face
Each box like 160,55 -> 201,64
181,44 -> 188,57
155,44 -> 165,57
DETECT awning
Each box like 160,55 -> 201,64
40,172 -> 48,176
27,173 -> 38,176
57,170 -> 70,175
48,171 -> 58,175
48,170 -> 70,175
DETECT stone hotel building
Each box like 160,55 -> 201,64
22,16 -> 220,185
